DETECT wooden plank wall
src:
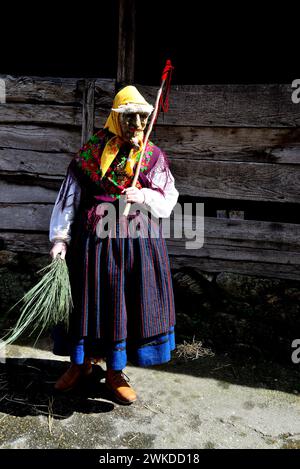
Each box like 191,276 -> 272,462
0,74 -> 115,253
137,84 -> 300,280
1,76 -> 300,279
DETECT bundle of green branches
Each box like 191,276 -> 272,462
1,254 -> 73,347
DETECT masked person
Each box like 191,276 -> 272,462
49,86 -> 179,404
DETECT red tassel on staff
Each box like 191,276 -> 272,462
159,59 -> 174,113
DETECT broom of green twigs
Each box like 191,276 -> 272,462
0,254 -> 73,347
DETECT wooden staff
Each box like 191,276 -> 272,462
122,60 -> 174,216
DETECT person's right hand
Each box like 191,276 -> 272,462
50,241 -> 67,260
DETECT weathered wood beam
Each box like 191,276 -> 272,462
0,75 -> 81,104
2,78 -> 298,127
180,216 -> 300,250
0,103 -> 82,126
2,116 -> 299,165
167,240 -> 300,265
1,149 -> 300,203
0,125 -> 81,152
0,205 -> 53,231
2,221 -> 300,280
0,181 -> 57,204
0,102 -> 110,128
152,126 -> 300,165
0,149 -> 72,176
1,227 -> 297,280
0,232 -> 51,254
1,146 -> 299,204
135,84 -> 300,127
171,158 -> 300,203
117,0 -> 136,86
1,206 -> 300,248
80,79 -> 95,145
0,75 -> 115,105
169,256 -> 300,281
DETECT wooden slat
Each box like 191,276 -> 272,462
1,228 -> 300,280
1,211 -> 300,282
205,218 -> 300,250
1,75 -> 80,104
167,239 -> 300,265
1,124 -> 299,196
2,79 -> 298,130
0,181 -> 57,203
0,125 -> 81,152
169,256 -> 300,281
0,103 -> 82,126
2,201 -> 300,243
0,75 -> 115,105
172,216 -> 300,250
0,149 -> 72,176
167,215 -> 300,280
0,103 -> 109,128
0,232 -> 51,254
137,84 -> 300,127
153,126 -> 300,164
0,204 -> 53,230
171,158 -> 300,203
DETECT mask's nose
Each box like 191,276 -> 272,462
133,114 -> 142,130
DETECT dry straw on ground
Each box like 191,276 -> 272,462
176,337 -> 215,360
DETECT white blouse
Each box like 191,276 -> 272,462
49,153 -> 179,245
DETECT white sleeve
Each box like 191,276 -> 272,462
140,153 -> 179,218
49,171 -> 81,245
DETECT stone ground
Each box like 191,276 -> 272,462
1,338 -> 300,450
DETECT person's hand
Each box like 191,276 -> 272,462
50,241 -> 67,260
122,187 -> 145,204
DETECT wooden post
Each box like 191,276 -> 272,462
81,79 -> 95,146
117,0 -> 136,88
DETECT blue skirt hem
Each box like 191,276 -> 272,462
69,327 -> 175,370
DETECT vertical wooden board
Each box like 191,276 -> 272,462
117,0 -> 136,85
81,79 -> 95,145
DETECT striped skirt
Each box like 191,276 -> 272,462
59,203 -> 176,369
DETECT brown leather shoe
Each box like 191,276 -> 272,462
54,358 -> 93,392
105,369 -> 137,404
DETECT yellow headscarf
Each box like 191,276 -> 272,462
101,86 -> 152,179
